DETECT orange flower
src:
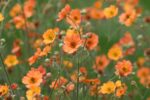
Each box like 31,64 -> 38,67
50,76 -> 68,90
57,4 -> 71,21
104,5 -> 118,19
39,45 -> 51,56
118,32 -> 134,46
119,10 -> 137,27
43,29 -> 57,45
93,55 -> 110,72
0,85 -> 9,97
63,34 -> 82,54
115,80 -> 122,88
28,48 -> 41,65
24,0 -> 36,18
88,8 -> 104,20
115,87 -> 126,98
9,3 -> 22,17
22,68 -> 43,88
66,9 -> 81,27
108,45 -> 123,61
28,55 -> 38,65
99,81 -> 116,94
136,57 -> 145,68
26,87 -> 41,100
139,75 -> 150,88
13,15 -> 25,29
63,60 -> 73,69
115,60 -> 133,77
66,83 -> 75,92
115,80 -> 127,97
85,32 -> 99,50
83,78 -> 100,85
80,67 -> 87,75
4,55 -> 19,68
37,65 -> 46,76
66,28 -> 79,35
70,71 -> 86,83
11,39 -> 22,57
93,1 -> 102,9
137,67 -> 150,79
0,13 -> 4,22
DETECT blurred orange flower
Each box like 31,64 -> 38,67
137,67 -> 150,79
43,29 -> 57,45
119,10 -> 137,27
99,81 -> 116,94
28,48 -> 41,65
104,5 -> 118,19
57,4 -> 71,21
93,1 -> 102,9
85,32 -> 99,50
4,55 -> 19,68
116,86 -> 127,97
22,68 -> 43,88
108,45 -> 123,61
115,60 -> 133,77
9,3 -> 22,17
63,34 -> 82,54
24,0 -> 36,18
93,55 -> 110,72
118,32 -> 134,46
26,87 -> 41,100
50,76 -> 68,90
0,13 -> 4,22
13,15 -> 25,29
66,9 -> 81,27
66,82 -> 75,92
0,85 -> 9,97
63,60 -> 73,69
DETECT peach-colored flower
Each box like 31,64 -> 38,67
115,60 -> 133,77
28,48 -> 41,65
66,9 -> 81,27
13,15 -> 25,29
93,1 -> 102,9
118,32 -> 134,46
137,67 -> 150,79
57,4 -> 71,21
0,85 -> 9,97
22,68 -> 43,88
119,10 -> 137,27
24,0 -> 36,18
85,32 -> 99,50
63,34 -> 82,54
116,86 -> 127,98
50,76 -> 68,90
66,83 -> 75,92
93,55 -> 110,72
9,3 -> 22,17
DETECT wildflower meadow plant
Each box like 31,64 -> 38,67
0,0 -> 150,100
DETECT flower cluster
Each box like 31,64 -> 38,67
0,0 -> 149,100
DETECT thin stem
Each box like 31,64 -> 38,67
0,53 -> 14,95
76,53 -> 80,100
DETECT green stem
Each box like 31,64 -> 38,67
76,53 -> 80,100
0,53 -> 14,95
